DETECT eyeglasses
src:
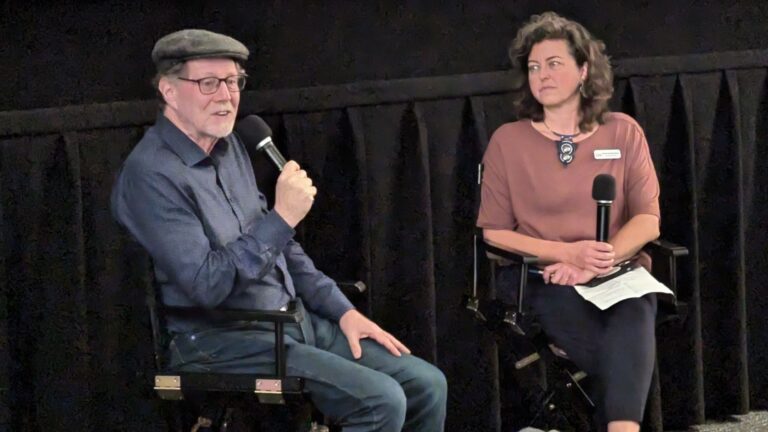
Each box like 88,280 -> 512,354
176,74 -> 248,95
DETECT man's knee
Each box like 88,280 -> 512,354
411,362 -> 448,406
373,377 -> 408,429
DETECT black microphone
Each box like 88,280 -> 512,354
592,174 -> 616,242
235,115 -> 288,170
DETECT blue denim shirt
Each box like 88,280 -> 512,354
111,114 -> 354,333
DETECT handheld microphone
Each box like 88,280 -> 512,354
592,174 -> 616,242
235,115 -> 288,170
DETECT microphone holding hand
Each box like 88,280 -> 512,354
235,115 -> 316,227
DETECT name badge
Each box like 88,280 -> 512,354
594,149 -> 622,160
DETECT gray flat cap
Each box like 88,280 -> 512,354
152,29 -> 249,73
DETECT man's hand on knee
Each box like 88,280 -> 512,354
339,309 -> 411,359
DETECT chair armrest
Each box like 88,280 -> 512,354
160,301 -> 302,379
643,239 -> 690,323
479,238 -> 538,319
481,239 -> 539,265
643,239 -> 689,257
338,280 -> 367,302
160,300 -> 303,324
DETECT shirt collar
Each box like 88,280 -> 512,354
156,113 -> 233,166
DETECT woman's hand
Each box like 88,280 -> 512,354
560,240 -> 615,275
542,262 -> 596,286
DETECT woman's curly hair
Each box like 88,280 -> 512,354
508,12 -> 613,132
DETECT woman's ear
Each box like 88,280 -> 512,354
580,63 -> 589,82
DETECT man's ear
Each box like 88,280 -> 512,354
158,76 -> 177,109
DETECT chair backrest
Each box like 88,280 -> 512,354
469,162 -> 536,338
145,273 -> 170,372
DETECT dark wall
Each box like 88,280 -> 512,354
1,0 -> 767,111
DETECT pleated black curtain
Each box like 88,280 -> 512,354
1,50 -> 767,431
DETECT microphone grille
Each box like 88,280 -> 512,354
592,174 -> 616,201
235,115 -> 272,145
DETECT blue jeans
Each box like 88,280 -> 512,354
168,302 -> 447,432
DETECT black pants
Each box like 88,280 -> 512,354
498,266 -> 658,425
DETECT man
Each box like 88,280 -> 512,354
111,29 -> 447,431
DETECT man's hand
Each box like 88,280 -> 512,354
274,161 -> 317,228
561,240 -> 615,275
339,309 -> 411,359
542,262 -> 596,286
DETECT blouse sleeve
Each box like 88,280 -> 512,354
476,128 -> 518,230
623,121 -> 661,220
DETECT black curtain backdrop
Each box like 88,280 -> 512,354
3,0 -> 768,112
1,49 -> 768,431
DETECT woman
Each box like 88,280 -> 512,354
476,12 -> 661,432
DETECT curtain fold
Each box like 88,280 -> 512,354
345,103 -> 438,361
681,72 -> 743,420
721,72 -> 751,416
77,127 -> 162,431
630,75 -> 696,430
3,134 -> 94,429
0,143 -> 8,431
347,106 -> 375,315
729,69 -> 768,410
282,110 -> 365,283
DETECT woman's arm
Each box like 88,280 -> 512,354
537,214 -> 659,286
609,214 -> 660,262
483,228 -> 564,263
613,117 -> 661,262
483,228 -> 615,274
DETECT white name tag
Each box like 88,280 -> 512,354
594,149 -> 622,160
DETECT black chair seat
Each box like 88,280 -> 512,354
466,231 -> 689,431
146,279 -> 367,431
154,371 -> 305,403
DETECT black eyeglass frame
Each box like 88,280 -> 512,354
176,74 -> 248,95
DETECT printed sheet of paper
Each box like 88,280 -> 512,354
574,266 -> 674,310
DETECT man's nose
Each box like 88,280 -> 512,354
212,81 -> 232,100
